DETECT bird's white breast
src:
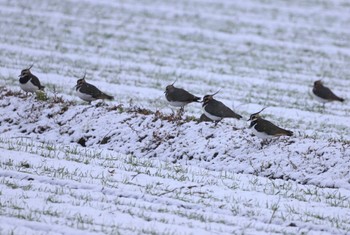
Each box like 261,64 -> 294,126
250,123 -> 273,140
168,101 -> 187,107
76,89 -> 96,102
203,106 -> 221,121
20,80 -> 39,93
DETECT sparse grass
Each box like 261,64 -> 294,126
0,137 -> 350,234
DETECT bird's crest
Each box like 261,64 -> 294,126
248,107 -> 267,121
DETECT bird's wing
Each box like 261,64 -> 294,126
206,100 -> 242,119
31,75 -> 44,89
168,88 -> 199,102
80,83 -> 104,98
314,86 -> 341,101
255,118 -> 289,136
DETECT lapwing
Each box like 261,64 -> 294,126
165,80 -> 200,113
75,74 -> 113,103
18,65 -> 45,93
248,108 -> 293,142
312,80 -> 344,106
202,90 -> 242,124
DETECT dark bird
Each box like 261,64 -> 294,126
18,65 -> 44,93
202,90 -> 242,123
165,80 -> 200,112
75,74 -> 113,103
248,108 -> 293,140
312,80 -> 344,105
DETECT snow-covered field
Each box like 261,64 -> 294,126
1,0 -> 350,234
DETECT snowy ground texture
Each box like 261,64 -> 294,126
1,0 -> 350,234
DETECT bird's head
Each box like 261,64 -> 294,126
202,89 -> 220,105
75,73 -> 87,88
248,107 -> 266,122
314,80 -> 323,88
19,64 -> 33,78
165,84 -> 175,94
76,78 -> 86,86
165,79 -> 177,94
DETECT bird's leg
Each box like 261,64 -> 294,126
260,140 -> 266,149
176,107 -> 184,119
318,102 -> 326,113
170,108 -> 176,117
214,120 -> 220,127
23,91 -> 29,99
30,92 -> 35,101
259,142 -> 264,149
30,103 -> 35,112
260,139 -> 271,148
180,106 -> 184,115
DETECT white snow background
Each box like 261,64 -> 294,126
0,0 -> 350,234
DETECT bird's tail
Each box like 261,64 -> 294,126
235,113 -> 243,120
285,130 -> 293,136
337,97 -> 345,102
193,96 -> 201,102
100,93 -> 113,100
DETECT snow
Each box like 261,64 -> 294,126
1,0 -> 350,234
